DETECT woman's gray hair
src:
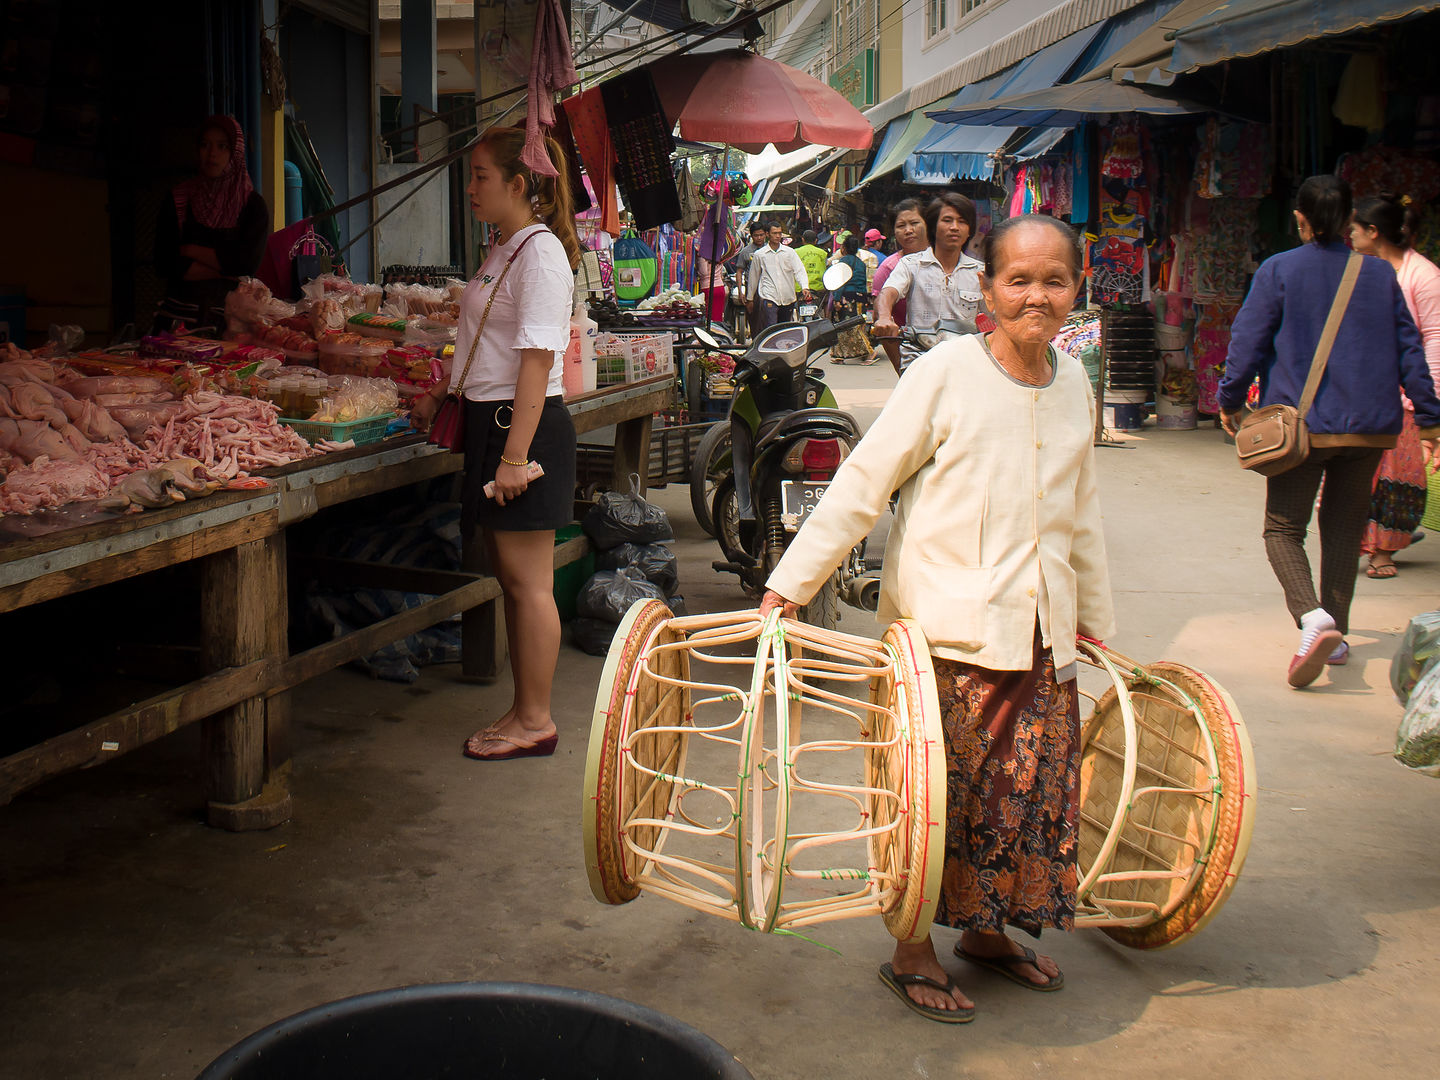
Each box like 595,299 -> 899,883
981,214 -> 1083,279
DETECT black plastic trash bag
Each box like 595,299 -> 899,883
572,618 -> 617,656
582,479 -> 672,550
576,568 -> 665,624
666,594 -> 687,616
595,542 -> 679,596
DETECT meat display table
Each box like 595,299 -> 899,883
0,376 -> 674,829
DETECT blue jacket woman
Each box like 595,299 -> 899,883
1220,175 -> 1440,689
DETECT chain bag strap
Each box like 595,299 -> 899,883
1236,251 -> 1362,476
428,228 -> 543,451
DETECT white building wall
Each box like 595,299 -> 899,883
902,0 -> 1055,90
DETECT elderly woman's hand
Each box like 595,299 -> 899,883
759,590 -> 799,619
1220,408 -> 1243,436
1424,437 -> 1438,471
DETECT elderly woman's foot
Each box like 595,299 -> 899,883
955,930 -> 1063,990
886,938 -> 973,1016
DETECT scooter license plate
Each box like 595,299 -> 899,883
780,479 -> 829,532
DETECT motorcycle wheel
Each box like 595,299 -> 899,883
689,422 -> 732,538
799,569 -> 842,630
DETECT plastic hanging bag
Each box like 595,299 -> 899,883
594,542 -> 679,597
1390,610 -> 1440,704
576,568 -> 665,624
581,475 -> 672,550
1396,660 -> 1440,776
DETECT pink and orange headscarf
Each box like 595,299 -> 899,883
172,115 -> 255,230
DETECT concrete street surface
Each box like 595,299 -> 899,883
3,356 -> 1439,1079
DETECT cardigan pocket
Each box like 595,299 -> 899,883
899,558 -> 990,652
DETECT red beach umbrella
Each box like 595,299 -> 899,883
644,48 -> 875,154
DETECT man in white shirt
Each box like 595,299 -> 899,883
746,221 -> 812,334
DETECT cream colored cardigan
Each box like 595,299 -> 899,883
766,334 -> 1116,674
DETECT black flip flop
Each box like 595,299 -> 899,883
954,943 -> 1064,992
877,963 -> 975,1023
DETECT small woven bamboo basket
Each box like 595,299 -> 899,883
582,602 -> 946,943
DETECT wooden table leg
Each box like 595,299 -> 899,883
461,522 -> 505,681
201,533 -> 291,830
612,412 -> 654,495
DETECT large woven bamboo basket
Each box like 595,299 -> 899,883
583,603 -> 946,943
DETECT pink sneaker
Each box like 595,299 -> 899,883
1289,627 -> 1343,687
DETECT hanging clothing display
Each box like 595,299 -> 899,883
1192,302 -> 1239,415
1088,201 -> 1149,307
599,69 -> 681,229
1193,119 -> 1272,199
1100,119 -> 1145,183
562,89 -> 622,237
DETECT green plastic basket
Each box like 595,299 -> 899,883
280,412 -> 396,446
1423,466 -> 1440,532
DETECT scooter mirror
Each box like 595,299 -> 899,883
822,262 -> 853,292
692,325 -> 723,350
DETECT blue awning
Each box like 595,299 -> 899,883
850,110 -> 938,189
906,22 -> 1106,183
926,80 -> 1213,128
1170,0 -> 1440,71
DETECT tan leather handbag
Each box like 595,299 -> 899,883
1236,251 -> 1363,476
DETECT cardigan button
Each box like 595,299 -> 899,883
1027,587 -> 1037,598
1036,490 -> 1045,500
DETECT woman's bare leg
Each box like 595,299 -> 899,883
465,528 -> 559,755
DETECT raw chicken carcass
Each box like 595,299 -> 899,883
5,381 -> 67,427
0,418 -> 82,463
108,402 -> 184,441
62,375 -> 173,400
58,396 -> 128,443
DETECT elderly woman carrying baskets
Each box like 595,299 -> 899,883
760,214 -> 1115,1022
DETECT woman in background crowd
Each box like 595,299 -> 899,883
1349,191 -> 1440,580
1221,175 -> 1440,686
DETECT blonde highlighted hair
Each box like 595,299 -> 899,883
478,125 -> 582,269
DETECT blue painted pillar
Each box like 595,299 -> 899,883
400,0 -> 437,161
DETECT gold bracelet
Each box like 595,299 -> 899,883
500,453 -> 529,467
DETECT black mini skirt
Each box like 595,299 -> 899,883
461,395 -> 577,533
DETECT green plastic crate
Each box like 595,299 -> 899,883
553,523 -> 594,621
280,412 -> 396,446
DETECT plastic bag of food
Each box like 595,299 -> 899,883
582,478 -> 672,550
1396,660 -> 1440,776
571,617 -> 617,656
576,568 -> 665,624
595,541 -> 678,597
1391,610 -> 1440,704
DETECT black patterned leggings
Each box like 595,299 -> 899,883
1263,445 -> 1384,634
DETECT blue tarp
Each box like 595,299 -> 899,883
906,22 -> 1106,183
925,80 -> 1212,128
1170,0 -> 1440,72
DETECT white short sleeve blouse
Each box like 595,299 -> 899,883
453,224 -> 574,401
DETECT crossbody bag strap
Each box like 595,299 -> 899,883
1298,250 -> 1363,419
451,228 -> 544,393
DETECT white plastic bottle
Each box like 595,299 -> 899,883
563,295 -> 586,397
576,294 -> 598,393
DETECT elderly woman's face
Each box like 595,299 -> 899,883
980,225 -> 1080,348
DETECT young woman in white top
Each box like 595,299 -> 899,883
412,125 -> 582,762
871,192 -> 987,373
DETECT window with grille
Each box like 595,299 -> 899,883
925,0 -> 948,40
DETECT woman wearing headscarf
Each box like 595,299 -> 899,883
154,115 -> 270,331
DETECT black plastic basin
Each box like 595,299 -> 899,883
196,982 -> 755,1080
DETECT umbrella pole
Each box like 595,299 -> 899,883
710,144 -> 729,325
